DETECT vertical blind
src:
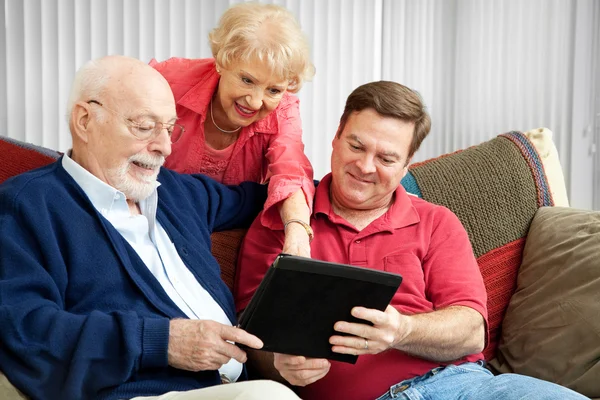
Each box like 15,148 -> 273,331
1,0 -> 599,208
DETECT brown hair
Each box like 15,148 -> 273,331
209,2 -> 315,93
337,81 -> 431,159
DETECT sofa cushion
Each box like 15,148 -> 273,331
0,136 -> 60,184
400,130 -> 561,360
211,229 -> 247,292
489,207 -> 600,399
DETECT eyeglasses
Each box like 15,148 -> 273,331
87,100 -> 184,143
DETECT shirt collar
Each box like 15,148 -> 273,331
62,151 -> 160,217
314,173 -> 420,232
177,60 -> 220,117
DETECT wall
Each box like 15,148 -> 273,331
1,0 -> 599,208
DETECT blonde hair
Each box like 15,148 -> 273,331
209,2 -> 315,93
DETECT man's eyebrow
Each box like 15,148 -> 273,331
379,150 -> 401,159
348,134 -> 401,159
347,134 -> 364,145
132,111 -> 179,123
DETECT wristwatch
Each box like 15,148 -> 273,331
283,219 -> 314,243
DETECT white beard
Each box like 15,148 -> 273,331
109,153 -> 165,202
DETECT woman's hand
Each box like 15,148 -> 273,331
282,222 -> 311,257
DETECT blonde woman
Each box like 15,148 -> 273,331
151,3 -> 315,256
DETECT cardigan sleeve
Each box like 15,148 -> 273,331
157,169 -> 268,232
0,187 -> 170,400
260,95 -> 315,229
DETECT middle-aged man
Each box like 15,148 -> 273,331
0,55 -> 299,400
234,81 -> 588,400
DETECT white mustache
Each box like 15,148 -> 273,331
128,153 -> 165,170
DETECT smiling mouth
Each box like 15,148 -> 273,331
235,102 -> 258,117
348,172 -> 373,184
132,160 -> 159,172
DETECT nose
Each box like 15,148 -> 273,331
356,154 -> 376,174
246,90 -> 263,110
148,127 -> 172,158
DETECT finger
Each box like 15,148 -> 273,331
333,320 -> 378,339
329,334 -> 370,351
306,365 -> 330,384
286,358 -> 330,371
274,353 -> 306,367
221,325 -> 263,349
330,344 -> 366,355
351,306 -> 388,325
218,341 -> 250,364
287,364 -> 330,386
274,353 -> 329,370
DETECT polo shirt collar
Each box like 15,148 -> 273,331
314,173 -> 420,232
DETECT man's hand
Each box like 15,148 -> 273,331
168,319 -> 263,372
329,305 -> 407,355
273,353 -> 330,386
282,223 -> 311,258
330,305 -> 485,361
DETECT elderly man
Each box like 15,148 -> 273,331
0,56 -> 298,400
235,81 -> 587,400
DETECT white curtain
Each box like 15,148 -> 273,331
1,0 -> 599,208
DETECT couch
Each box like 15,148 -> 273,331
1,129 -> 598,400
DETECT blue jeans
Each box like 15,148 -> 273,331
375,361 -> 589,400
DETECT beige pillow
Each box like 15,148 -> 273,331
490,207 -> 600,398
523,127 -> 569,207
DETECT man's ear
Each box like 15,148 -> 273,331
71,102 -> 92,143
402,157 -> 413,178
331,125 -> 342,146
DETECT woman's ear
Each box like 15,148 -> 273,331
71,102 -> 91,143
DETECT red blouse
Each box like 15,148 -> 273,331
151,57 -> 315,227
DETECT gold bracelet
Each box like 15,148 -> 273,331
283,219 -> 314,243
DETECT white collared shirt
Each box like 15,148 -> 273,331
62,153 -> 241,382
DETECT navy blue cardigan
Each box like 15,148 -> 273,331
0,159 -> 267,400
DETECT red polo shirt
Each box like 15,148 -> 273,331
235,174 -> 488,400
